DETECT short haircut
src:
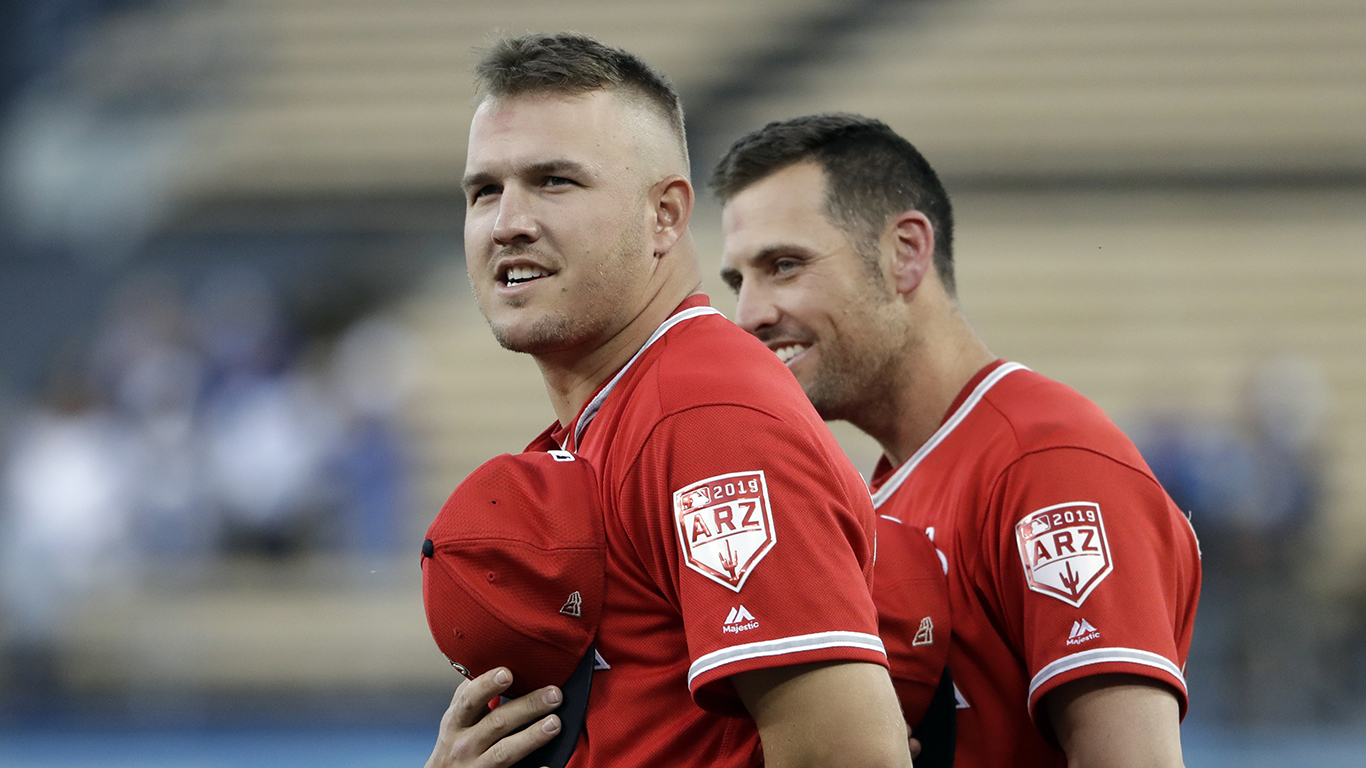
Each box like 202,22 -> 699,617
475,32 -> 688,166
710,114 -> 955,295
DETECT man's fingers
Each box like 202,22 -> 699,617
481,714 -> 562,768
428,670 -> 568,768
447,668 -> 516,728
480,685 -> 564,740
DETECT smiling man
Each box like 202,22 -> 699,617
422,36 -> 917,768
713,115 -> 1202,768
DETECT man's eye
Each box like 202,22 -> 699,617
545,176 -> 574,187
470,184 -> 499,202
774,258 -> 799,274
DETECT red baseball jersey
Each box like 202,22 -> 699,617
870,360 -> 1201,768
525,296 -> 890,768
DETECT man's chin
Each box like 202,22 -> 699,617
802,376 -> 857,423
489,318 -> 578,356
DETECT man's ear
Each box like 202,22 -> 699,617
888,210 -> 936,296
651,174 -> 694,257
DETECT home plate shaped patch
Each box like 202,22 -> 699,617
1015,502 -> 1113,607
674,471 -> 775,592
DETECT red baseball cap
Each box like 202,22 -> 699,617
874,516 -> 955,766
422,449 -> 605,768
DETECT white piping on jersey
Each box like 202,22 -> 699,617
870,362 -> 1030,509
1028,647 -> 1186,706
688,631 -> 886,688
570,306 -> 723,450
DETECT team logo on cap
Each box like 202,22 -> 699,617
1015,501 -> 1113,607
674,471 -> 775,592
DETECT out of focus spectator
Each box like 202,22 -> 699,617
92,271 -> 212,559
0,349 -> 134,689
1137,352 -> 1331,724
192,266 -> 336,556
328,315 -> 419,556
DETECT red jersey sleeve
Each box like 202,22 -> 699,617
985,447 -> 1201,722
617,404 -> 887,716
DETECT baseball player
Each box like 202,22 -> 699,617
713,114 -> 1201,768
423,36 -> 938,768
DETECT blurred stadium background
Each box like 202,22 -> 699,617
0,0 -> 1363,765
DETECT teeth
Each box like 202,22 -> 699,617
505,266 -> 550,285
774,344 -> 808,364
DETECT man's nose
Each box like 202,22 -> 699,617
491,187 -> 540,245
734,281 -> 781,336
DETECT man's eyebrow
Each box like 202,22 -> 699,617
749,244 -> 813,264
461,171 -> 495,194
527,159 -> 592,179
461,159 -> 593,194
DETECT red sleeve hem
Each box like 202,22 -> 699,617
686,633 -> 888,716
1026,652 -> 1190,726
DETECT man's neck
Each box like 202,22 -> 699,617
536,282 -> 703,427
857,307 -> 995,468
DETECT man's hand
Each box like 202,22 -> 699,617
1044,673 -> 1184,768
425,667 -> 564,768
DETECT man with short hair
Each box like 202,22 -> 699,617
712,114 -> 1201,768
424,37 -> 923,768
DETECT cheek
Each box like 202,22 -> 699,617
464,211 -> 491,253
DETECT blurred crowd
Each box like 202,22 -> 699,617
1133,355 -> 1350,724
0,265 -> 420,686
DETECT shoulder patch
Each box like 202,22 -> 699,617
674,471 -> 775,592
1015,502 -> 1113,607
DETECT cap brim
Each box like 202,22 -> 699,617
512,642 -> 595,768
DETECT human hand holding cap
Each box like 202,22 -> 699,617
424,666 -> 563,768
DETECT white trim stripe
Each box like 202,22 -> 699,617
688,631 -> 886,687
571,306 -> 723,449
871,362 -> 1029,508
1028,647 -> 1186,704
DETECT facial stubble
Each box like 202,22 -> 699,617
482,222 -> 651,357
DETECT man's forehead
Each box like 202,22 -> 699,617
724,164 -> 828,230
468,90 -> 638,162
472,90 -> 616,138
721,164 -> 843,264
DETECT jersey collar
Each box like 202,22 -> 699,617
869,360 -> 1030,508
542,296 -> 722,454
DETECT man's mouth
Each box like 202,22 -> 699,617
773,344 -> 810,364
500,265 -> 554,287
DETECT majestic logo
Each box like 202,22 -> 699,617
1015,502 -> 1113,607
912,617 -> 935,646
560,591 -> 582,617
1067,618 -> 1101,646
723,605 -> 759,634
674,471 -> 775,592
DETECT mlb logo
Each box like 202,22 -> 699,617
674,471 -> 775,592
678,486 -> 712,514
1015,502 -> 1112,607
